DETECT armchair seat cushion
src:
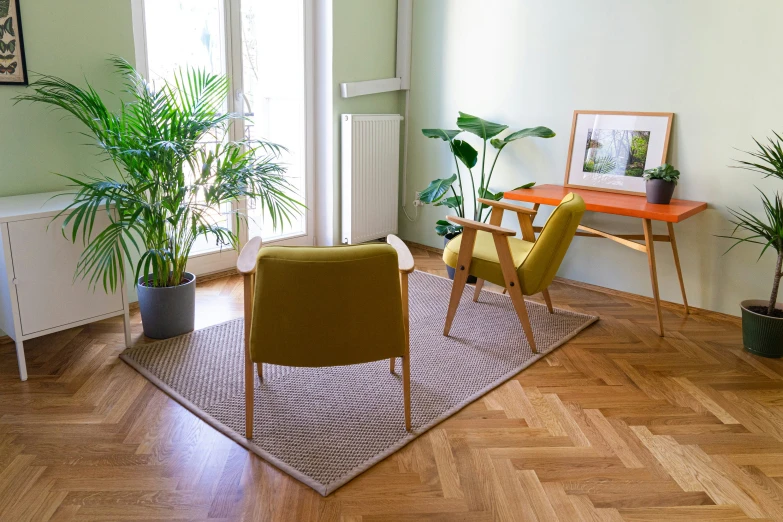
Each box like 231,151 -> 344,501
443,232 -> 534,289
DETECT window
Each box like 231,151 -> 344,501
133,0 -> 314,272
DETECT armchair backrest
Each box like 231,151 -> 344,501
519,193 -> 585,294
249,243 -> 406,367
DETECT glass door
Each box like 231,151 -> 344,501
135,0 -> 313,277
238,0 -> 313,246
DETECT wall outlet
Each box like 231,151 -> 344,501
414,191 -> 423,207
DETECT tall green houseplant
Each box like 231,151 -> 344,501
15,58 -> 302,293
724,133 -> 783,317
721,132 -> 783,358
419,112 -> 555,237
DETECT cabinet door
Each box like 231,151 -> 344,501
8,214 -> 124,336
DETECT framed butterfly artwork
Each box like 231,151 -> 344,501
0,0 -> 25,85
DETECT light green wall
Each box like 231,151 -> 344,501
0,0 -> 135,198
0,1 -> 135,336
332,0 -> 401,243
399,0 -> 783,316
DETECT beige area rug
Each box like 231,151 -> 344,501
120,271 -> 598,495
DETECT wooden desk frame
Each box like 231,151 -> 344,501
527,202 -> 687,336
504,185 -> 707,337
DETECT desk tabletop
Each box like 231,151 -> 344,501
504,184 -> 707,223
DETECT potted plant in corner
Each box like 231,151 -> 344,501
643,164 -> 680,204
419,112 -> 555,279
721,133 -> 783,357
16,58 -> 302,339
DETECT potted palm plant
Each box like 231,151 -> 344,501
15,58 -> 302,339
419,112 -> 555,279
721,133 -> 783,357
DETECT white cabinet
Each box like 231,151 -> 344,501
0,192 -> 131,381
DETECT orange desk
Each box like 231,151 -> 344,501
504,184 -> 708,336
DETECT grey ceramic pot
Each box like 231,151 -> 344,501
646,179 -> 676,204
137,272 -> 196,339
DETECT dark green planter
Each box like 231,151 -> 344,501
741,300 -> 783,358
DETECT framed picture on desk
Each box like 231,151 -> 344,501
564,111 -> 673,195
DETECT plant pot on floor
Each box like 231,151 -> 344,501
137,273 -> 197,339
444,235 -> 477,284
646,179 -> 676,204
740,300 -> 783,358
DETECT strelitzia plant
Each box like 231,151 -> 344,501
419,112 -> 554,237
721,133 -> 783,316
15,57 -> 303,292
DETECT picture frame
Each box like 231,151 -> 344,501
564,110 -> 673,196
0,0 -> 27,86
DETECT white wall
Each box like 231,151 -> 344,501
399,0 -> 783,316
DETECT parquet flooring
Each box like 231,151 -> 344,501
1,244 -> 783,521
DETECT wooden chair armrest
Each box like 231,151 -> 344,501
387,234 -> 415,274
447,216 -> 516,236
477,198 -> 537,215
237,236 -> 263,275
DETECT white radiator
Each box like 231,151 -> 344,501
341,114 -> 403,244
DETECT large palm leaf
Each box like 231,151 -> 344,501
16,57 -> 303,291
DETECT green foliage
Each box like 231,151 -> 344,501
643,164 -> 680,184
733,131 -> 783,182
419,174 -> 457,204
631,135 -> 649,162
435,219 -> 462,238
584,155 -> 617,174
721,134 -> 783,316
15,58 -> 302,292
420,112 -> 554,236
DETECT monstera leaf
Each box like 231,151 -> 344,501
492,126 -> 556,150
457,112 -> 508,141
419,174 -> 457,204
422,128 -> 461,141
451,139 -> 478,169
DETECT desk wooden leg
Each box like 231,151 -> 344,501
643,219 -> 664,337
667,222 -> 690,315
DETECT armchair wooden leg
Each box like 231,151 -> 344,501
403,355 -> 411,432
400,270 -> 412,432
444,228 -> 477,336
243,275 -> 254,440
491,234 -> 538,354
542,289 -> 554,314
390,358 -> 395,374
257,362 -> 263,382
473,278 -> 485,302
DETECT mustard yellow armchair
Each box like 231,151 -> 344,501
237,235 -> 415,439
442,193 -> 586,353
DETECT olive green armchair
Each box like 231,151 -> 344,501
237,235 -> 415,439
443,193 -> 586,353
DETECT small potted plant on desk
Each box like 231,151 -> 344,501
721,133 -> 783,357
643,164 -> 680,204
419,112 -> 555,279
16,59 -> 302,340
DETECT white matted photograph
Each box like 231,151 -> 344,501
564,111 -> 673,195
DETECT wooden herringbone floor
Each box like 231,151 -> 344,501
2,244 -> 783,521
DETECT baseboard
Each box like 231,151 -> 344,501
404,240 -> 445,255
0,246 -> 740,345
553,276 -> 741,326
403,240 -> 741,327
